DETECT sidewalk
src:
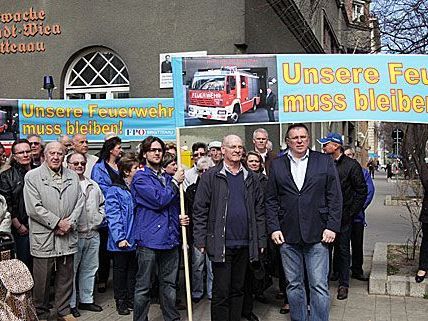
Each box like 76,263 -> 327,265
65,170 -> 428,321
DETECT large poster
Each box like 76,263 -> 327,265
277,54 -> 428,123
173,54 -> 428,127
19,98 -> 176,141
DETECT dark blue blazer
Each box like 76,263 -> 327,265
265,150 -> 342,244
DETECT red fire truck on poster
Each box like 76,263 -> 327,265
188,66 -> 260,123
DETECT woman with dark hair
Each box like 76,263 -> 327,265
105,153 -> 139,315
0,139 -> 33,268
91,136 -> 123,293
162,152 -> 178,175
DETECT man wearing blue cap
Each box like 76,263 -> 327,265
319,132 -> 367,300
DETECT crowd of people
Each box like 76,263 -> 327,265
4,124 -> 426,321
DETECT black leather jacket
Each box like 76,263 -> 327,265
0,163 -> 29,227
335,154 -> 368,226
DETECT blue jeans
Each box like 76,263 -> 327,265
70,234 -> 100,308
280,242 -> 330,321
134,246 -> 180,321
191,246 -> 213,299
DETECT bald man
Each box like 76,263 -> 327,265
71,134 -> 98,177
24,142 -> 84,321
193,135 -> 266,321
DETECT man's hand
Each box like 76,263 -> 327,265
57,218 -> 72,234
17,225 -> 29,236
173,169 -> 185,184
118,240 -> 130,248
179,214 -> 190,226
322,229 -> 336,243
271,231 -> 285,245
198,247 -> 205,254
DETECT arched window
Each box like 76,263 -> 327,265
64,48 -> 130,99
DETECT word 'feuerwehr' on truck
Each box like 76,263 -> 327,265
188,66 -> 260,123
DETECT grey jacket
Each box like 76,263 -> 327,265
77,177 -> 105,237
23,163 -> 84,258
0,194 -> 11,233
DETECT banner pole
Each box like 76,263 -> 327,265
176,128 -> 193,321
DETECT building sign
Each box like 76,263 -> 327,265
18,98 -> 176,141
0,7 -> 61,54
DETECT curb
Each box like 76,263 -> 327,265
369,242 -> 428,297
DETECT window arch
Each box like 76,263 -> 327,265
64,47 -> 130,99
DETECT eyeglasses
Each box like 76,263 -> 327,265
14,150 -> 31,155
148,148 -> 163,153
193,152 -> 206,157
68,161 -> 87,166
29,142 -> 40,146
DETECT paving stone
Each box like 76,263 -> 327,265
387,276 -> 409,296
409,279 -> 427,298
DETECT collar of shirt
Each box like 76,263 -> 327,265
223,162 -> 244,175
335,152 -> 344,163
286,149 -> 309,163
47,165 -> 62,179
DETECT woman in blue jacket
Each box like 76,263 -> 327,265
105,153 -> 139,316
91,136 -> 123,292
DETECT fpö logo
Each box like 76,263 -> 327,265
125,128 -> 175,136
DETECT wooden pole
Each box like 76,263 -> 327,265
175,128 -> 193,321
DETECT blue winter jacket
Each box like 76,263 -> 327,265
353,168 -> 375,225
105,183 -> 136,252
91,161 -> 118,197
131,167 -> 180,250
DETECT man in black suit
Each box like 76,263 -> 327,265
265,123 -> 342,321
265,88 -> 276,122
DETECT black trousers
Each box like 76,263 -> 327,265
351,222 -> 365,275
112,251 -> 137,302
98,227 -> 111,285
419,223 -> 428,271
211,247 -> 248,321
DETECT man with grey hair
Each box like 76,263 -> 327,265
71,134 -> 98,177
24,141 -> 84,321
193,135 -> 266,321
252,128 -> 274,174
27,134 -> 44,168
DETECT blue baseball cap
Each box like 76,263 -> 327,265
317,132 -> 343,145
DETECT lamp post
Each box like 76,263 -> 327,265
43,75 -> 55,100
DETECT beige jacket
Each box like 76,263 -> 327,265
23,163 -> 84,258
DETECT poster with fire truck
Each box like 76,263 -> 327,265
172,55 -> 279,127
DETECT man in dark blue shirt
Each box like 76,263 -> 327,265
193,135 -> 266,321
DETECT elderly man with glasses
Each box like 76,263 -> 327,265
183,142 -> 207,191
27,134 -> 44,168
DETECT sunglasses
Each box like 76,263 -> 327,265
193,152 -> 206,157
29,142 -> 40,146
68,161 -> 87,166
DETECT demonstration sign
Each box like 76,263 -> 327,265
173,54 -> 428,126
18,98 -> 176,141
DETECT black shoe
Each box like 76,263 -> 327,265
279,304 -> 290,314
415,270 -> 426,283
97,283 -> 106,293
70,307 -> 80,318
337,286 -> 349,300
116,300 -> 130,315
242,312 -> 260,321
255,294 -> 268,304
78,303 -> 102,312
351,273 -> 369,281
